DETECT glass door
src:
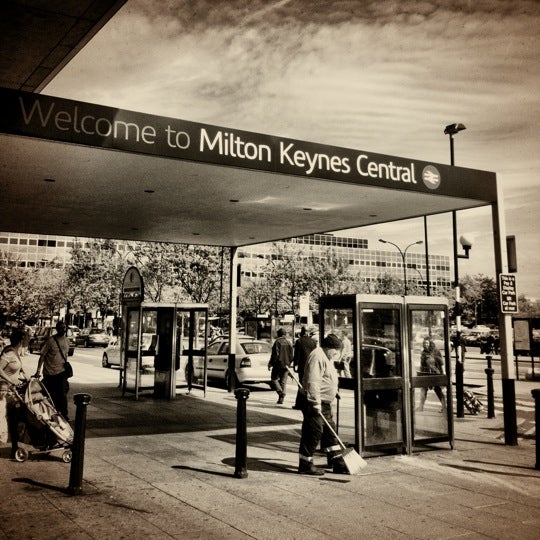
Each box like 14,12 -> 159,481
359,304 -> 405,453
321,302 -> 357,450
408,304 -> 452,447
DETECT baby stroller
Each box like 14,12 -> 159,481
10,377 -> 73,463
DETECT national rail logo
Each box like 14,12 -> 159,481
422,165 -> 441,190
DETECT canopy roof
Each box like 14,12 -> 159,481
0,1 -> 496,248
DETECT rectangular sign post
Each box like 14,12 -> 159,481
499,274 -> 518,314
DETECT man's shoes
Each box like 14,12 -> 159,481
277,393 -> 284,404
332,457 -> 350,474
298,460 -> 324,476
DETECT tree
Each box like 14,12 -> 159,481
171,245 -> 228,308
0,252 -> 66,325
460,274 -> 499,326
66,239 -> 125,324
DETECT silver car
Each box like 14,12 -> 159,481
191,337 -> 272,386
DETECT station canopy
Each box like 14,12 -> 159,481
0,1 -> 497,249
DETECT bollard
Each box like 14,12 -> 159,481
456,360 -> 464,418
234,388 -> 250,479
485,364 -> 495,418
532,389 -> 540,470
67,393 -> 92,495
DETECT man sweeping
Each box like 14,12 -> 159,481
297,333 -> 348,475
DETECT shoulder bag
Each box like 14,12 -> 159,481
54,336 -> 73,378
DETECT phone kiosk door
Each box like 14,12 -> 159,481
320,294 -> 407,455
176,305 -> 209,396
407,298 -> 453,448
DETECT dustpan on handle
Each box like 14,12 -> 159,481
286,367 -> 367,474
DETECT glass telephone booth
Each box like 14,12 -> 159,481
121,302 -> 209,400
319,294 -> 452,456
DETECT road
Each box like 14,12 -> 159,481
19,344 -> 537,441
21,345 -> 119,385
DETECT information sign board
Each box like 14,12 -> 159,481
499,274 -> 518,313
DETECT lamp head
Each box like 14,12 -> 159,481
459,234 -> 473,257
444,123 -> 466,136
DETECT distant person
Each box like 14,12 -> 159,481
268,328 -> 293,404
417,337 -> 446,413
291,327 -> 316,409
298,333 -> 348,475
35,321 -> 70,420
338,330 -> 353,378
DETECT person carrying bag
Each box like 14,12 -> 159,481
35,321 -> 71,420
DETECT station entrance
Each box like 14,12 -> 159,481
320,294 -> 452,456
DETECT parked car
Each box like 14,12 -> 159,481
102,339 -> 121,368
68,325 -> 81,338
28,326 -> 75,356
190,336 -> 272,386
102,335 -> 155,369
75,328 -> 110,348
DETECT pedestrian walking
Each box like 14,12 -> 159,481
35,321 -> 71,420
298,333 -> 348,475
291,326 -> 316,409
268,328 -> 293,404
338,329 -> 353,378
417,337 -> 446,413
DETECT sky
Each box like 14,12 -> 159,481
44,0 -> 540,298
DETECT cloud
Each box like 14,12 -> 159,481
43,0 -> 540,296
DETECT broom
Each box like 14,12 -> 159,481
286,367 -> 367,474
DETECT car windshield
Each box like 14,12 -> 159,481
241,342 -> 271,354
90,329 -> 105,335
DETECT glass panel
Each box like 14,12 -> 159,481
139,310 -> 156,387
363,389 -> 403,446
323,308 -> 354,379
361,307 -> 403,446
410,310 -> 446,376
361,308 -> 401,378
322,307 -> 355,445
410,309 -> 449,439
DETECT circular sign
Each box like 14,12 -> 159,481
422,165 -> 441,190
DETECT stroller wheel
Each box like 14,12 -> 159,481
62,450 -> 72,463
14,448 -> 29,462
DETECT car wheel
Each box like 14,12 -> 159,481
102,353 -> 110,368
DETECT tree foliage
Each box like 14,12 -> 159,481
0,252 -> 67,325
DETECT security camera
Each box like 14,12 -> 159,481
459,235 -> 472,258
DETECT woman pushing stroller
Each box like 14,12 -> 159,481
0,328 -> 28,458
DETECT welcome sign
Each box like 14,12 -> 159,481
0,88 -> 496,200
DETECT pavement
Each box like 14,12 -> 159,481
1,353 -> 539,540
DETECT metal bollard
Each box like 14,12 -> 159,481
532,389 -> 540,470
456,360 -> 464,418
485,358 -> 495,418
67,393 -> 92,495
234,388 -> 250,478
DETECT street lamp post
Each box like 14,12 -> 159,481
444,122 -> 467,418
378,239 -> 423,295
